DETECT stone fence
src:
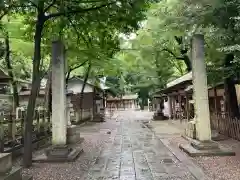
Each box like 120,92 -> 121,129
0,106 -> 51,153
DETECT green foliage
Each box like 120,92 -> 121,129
115,0 -> 240,98
0,0 -> 156,82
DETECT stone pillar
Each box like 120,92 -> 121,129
51,40 -> 67,145
172,96 -> 176,119
96,100 -> 101,113
169,96 -> 173,119
191,34 -> 211,141
66,95 -> 72,126
33,41 -> 82,163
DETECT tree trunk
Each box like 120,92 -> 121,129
23,12 -> 44,168
224,54 -> 240,118
66,60 -> 88,87
4,33 -> 19,109
66,70 -> 71,87
80,64 -> 91,120
183,55 -> 192,72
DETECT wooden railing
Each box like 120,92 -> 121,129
210,112 -> 240,141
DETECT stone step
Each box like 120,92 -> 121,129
0,167 -> 21,180
0,153 -> 12,174
22,175 -> 33,180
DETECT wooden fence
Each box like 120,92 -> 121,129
210,112 -> 240,141
0,106 -> 51,152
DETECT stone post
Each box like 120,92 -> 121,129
179,35 -> 235,157
191,34 -> 211,141
51,40 -> 67,145
66,95 -> 72,126
33,40 -> 82,163
168,96 -> 173,119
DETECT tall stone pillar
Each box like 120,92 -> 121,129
191,34 -> 211,141
33,40 -> 82,163
51,40 -> 67,145
179,34 -> 235,157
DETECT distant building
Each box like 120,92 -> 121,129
106,94 -> 138,110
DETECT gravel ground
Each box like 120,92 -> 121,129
12,110 -> 240,180
169,136 -> 240,180
13,116 -> 120,180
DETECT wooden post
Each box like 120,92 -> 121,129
43,109 -> 48,135
21,109 -> 25,143
36,109 -> 40,135
7,112 -> 13,140
186,93 -> 190,121
178,94 -> 182,119
173,96 -> 176,119
92,91 -> 95,120
168,96 -> 172,119
47,109 -> 51,133
214,87 -> 218,113
0,114 -> 4,152
11,111 -> 16,141
40,108 -> 45,133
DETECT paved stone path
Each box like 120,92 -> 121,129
17,110 -> 206,180
82,111 -> 198,180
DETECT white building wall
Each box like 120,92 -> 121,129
67,79 -> 94,93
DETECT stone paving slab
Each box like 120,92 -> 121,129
15,110 -> 207,180
82,111 -> 199,180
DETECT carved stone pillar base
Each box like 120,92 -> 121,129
179,138 -> 235,157
32,145 -> 83,163
32,126 -> 84,163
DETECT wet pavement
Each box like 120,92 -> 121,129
82,111 -> 200,180
18,110 -> 207,180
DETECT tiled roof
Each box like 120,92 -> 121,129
122,94 -> 138,100
167,72 -> 192,88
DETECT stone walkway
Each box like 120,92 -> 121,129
82,111 -> 204,180
17,110 -> 207,180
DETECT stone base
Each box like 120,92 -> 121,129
92,114 -> 105,122
0,153 -> 12,174
185,121 -> 196,139
0,168 -> 33,180
190,139 -> 219,150
32,145 -> 83,163
152,112 -> 168,121
22,175 -> 33,180
67,125 -> 82,144
211,130 -> 228,141
0,153 -> 33,180
0,167 -> 20,180
179,139 -> 235,157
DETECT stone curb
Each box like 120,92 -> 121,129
142,121 -> 210,180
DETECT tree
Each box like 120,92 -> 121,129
0,0 -> 157,167
117,0 -> 240,118
166,0 -> 240,117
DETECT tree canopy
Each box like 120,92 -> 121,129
112,0 -> 240,110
